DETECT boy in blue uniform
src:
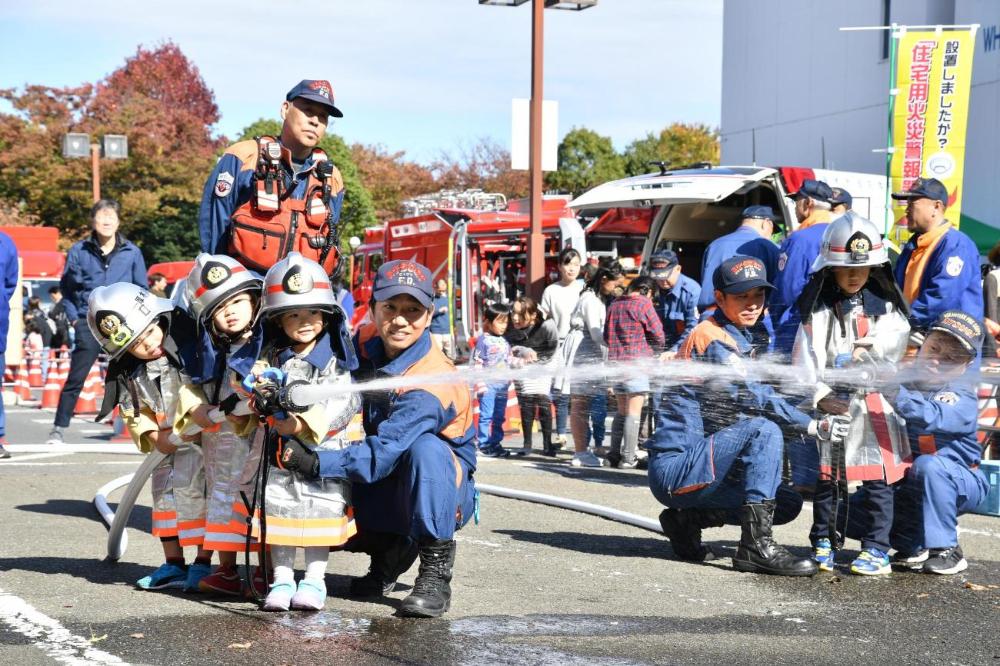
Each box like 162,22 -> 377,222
891,178 -> 983,338
649,255 -> 847,577
852,310 -> 990,574
276,260 -> 476,617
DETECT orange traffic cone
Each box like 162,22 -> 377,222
110,407 -> 132,443
55,347 -> 70,391
27,349 -> 43,388
40,355 -> 62,409
15,360 -> 33,404
74,361 -> 102,414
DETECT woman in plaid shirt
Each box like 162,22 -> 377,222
604,276 -> 665,467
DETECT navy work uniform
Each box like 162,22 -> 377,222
648,250 -> 700,351
697,205 -> 780,312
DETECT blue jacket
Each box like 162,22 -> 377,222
896,379 -> 982,469
656,274 -> 700,351
894,226 -> 983,331
60,234 -> 147,322
649,313 -> 811,488
317,327 -> 476,482
698,226 -> 780,310
769,222 -> 829,354
198,140 -> 345,256
0,233 -> 18,353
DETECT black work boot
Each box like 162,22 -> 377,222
733,501 -> 818,576
398,539 -> 456,618
348,533 -> 418,597
659,508 -> 726,562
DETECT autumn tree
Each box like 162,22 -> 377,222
351,143 -> 436,221
622,123 -> 720,177
238,119 -> 377,253
545,127 -> 624,197
431,137 -> 529,200
0,42 -> 222,262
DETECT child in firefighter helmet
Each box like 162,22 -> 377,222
182,253 -> 270,597
89,283 -> 211,592
248,252 -> 360,611
791,211 -> 911,575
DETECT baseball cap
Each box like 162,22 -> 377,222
713,255 -> 773,294
742,205 -> 776,222
372,260 -> 434,308
787,179 -> 834,202
828,187 -> 853,209
928,310 -> 984,355
891,177 -> 948,207
286,79 -> 344,118
648,250 -> 680,279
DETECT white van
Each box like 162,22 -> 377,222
571,165 -> 889,283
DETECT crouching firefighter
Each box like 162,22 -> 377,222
198,79 -> 346,278
648,255 -> 847,577
276,260 -> 477,617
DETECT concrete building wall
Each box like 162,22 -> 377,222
720,0 -> 1000,244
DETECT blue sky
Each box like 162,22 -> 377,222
0,0 -> 722,163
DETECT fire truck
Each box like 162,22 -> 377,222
348,189 -> 585,358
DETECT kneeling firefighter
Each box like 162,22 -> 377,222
276,259 -> 477,617
648,255 -> 850,576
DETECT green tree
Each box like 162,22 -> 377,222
237,119 -> 376,253
545,127 -> 624,197
622,123 -> 720,177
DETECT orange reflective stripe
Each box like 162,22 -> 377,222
678,319 -> 738,360
918,434 -> 938,455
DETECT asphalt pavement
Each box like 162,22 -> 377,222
1,406 -> 998,666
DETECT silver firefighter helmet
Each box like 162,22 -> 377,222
261,252 -> 339,319
811,211 -> 890,272
184,253 -> 262,325
87,283 -> 174,360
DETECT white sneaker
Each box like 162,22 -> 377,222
45,428 -> 64,446
570,451 -> 604,468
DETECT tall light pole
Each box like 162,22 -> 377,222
480,0 -> 597,299
63,133 -> 129,203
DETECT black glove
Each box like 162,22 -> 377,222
272,438 -> 319,479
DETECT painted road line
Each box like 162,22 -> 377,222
2,452 -> 75,462
0,461 -> 141,467
0,590 -> 125,665
5,444 -> 140,454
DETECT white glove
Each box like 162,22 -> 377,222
808,414 -> 851,444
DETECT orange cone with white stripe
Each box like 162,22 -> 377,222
40,357 -> 62,409
27,349 -> 43,388
74,361 -> 102,414
15,360 -> 33,404
55,347 -> 70,391
110,407 -> 132,442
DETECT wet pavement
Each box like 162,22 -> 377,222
1,407 -> 998,665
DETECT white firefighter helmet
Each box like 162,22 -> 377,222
184,253 -> 262,325
87,283 -> 174,360
811,211 -> 889,272
260,252 -> 339,319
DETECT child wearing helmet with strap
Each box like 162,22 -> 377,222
247,253 -> 362,611
791,212 -> 911,575
181,253 -> 269,597
90,283 -> 211,592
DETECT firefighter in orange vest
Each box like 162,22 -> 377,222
198,80 -> 346,277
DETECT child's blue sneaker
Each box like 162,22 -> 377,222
850,547 -> 891,576
813,538 -> 835,572
290,578 -> 327,611
136,562 -> 187,590
184,562 -> 212,592
262,581 -> 296,612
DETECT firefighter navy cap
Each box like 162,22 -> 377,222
891,177 -> 948,207
286,79 -> 344,118
742,205 -> 776,222
828,187 -> 853,209
713,255 -> 773,294
648,250 -> 679,279
787,179 -> 833,202
928,310 -> 984,356
373,260 -> 434,308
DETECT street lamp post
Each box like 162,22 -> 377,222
63,133 -> 129,203
480,0 -> 597,300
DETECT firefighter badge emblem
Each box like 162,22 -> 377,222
203,262 -> 231,287
214,171 -> 234,197
283,266 -> 312,294
945,255 -> 964,277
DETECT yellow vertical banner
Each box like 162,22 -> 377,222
889,29 -> 974,244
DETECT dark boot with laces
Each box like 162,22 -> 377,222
348,532 -> 418,597
733,501 -> 817,576
398,539 -> 456,618
659,508 -> 726,562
